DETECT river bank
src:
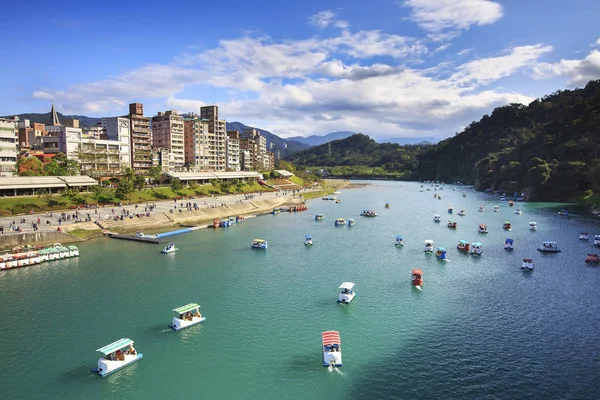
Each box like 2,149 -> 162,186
0,180 -> 351,250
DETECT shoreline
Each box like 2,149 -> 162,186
0,179 -> 352,250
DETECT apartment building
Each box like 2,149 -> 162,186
0,118 -> 18,176
226,130 -> 241,171
102,117 -> 132,167
126,103 -> 152,173
152,110 -> 185,171
183,113 -> 210,171
200,105 -> 227,171
240,128 -> 269,170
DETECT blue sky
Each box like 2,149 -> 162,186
3,0 -> 600,139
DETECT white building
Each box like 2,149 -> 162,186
102,117 -> 132,167
0,118 -> 18,176
226,132 -> 240,171
152,111 -> 185,171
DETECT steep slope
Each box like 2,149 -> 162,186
288,131 -> 356,146
418,80 -> 600,200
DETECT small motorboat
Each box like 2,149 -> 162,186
494,205 -> 500,213
385,203 -> 390,209
537,241 -> 561,253
92,338 -> 143,377
579,232 -> 589,240
360,210 -> 377,217
412,268 -> 423,290
335,199 -> 341,203
322,331 -> 342,367
504,238 -> 514,250
515,209 -> 522,215
448,207 -> 453,214
478,224 -> 488,233
503,221 -> 512,230
471,242 -> 483,256
437,195 -> 442,200
508,200 -> 514,207
251,239 -> 268,249
521,258 -> 535,271
433,214 -> 441,222
447,220 -> 457,229
347,219 -> 355,227
395,235 -> 404,246
424,240 -> 434,253
479,205 -> 484,212
457,210 -> 466,216
436,247 -> 448,260
335,218 -> 346,226
558,209 -> 569,216
161,242 -> 178,253
315,214 -> 325,221
529,222 -> 538,231
337,282 -> 356,304
585,254 -> 600,265
272,207 -> 281,214
170,303 -> 206,331
595,235 -> 600,246
457,240 -> 470,252
304,235 -> 313,246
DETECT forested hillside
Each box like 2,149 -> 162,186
418,80 -> 600,201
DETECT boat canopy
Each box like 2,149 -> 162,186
580,232 -> 589,235
96,338 -> 134,355
348,219 -> 354,222
542,241 -> 557,245
412,268 -> 423,275
472,242 -> 482,247
596,235 -> 600,239
506,239 -> 514,244
459,240 -> 468,244
437,247 -> 446,251
67,245 -> 78,250
530,221 -> 537,225
434,214 -> 440,217
479,224 -> 487,227
336,218 -> 345,222
338,282 -> 355,290
322,331 -> 341,345
523,258 -> 533,262
448,220 -> 455,223
424,240 -> 433,244
396,235 -> 403,240
253,239 -> 266,242
504,221 -> 511,224
305,235 -> 312,239
173,303 -> 200,314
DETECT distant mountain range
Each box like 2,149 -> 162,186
3,111 -> 102,127
289,130 -> 437,146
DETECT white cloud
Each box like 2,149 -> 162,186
457,48 -> 473,56
450,44 -> 553,87
308,10 -> 349,30
531,49 -> 600,87
405,0 -> 503,32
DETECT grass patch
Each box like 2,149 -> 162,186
289,176 -> 305,186
66,229 -> 103,240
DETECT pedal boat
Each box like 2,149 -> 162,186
251,239 -> 268,249
92,338 -> 142,377
337,282 -> 356,304
322,331 -> 342,367
170,303 -> 206,330
161,242 -> 178,253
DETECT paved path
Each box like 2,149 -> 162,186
0,187 -> 315,237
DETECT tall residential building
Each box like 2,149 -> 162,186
184,113 -> 210,171
240,128 -> 268,170
151,110 -> 185,171
226,131 -> 241,171
239,137 -> 256,171
102,117 -> 132,167
0,118 -> 18,176
126,103 -> 152,173
200,105 -> 227,171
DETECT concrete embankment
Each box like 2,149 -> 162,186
0,231 -> 84,248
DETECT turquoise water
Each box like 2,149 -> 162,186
1,181 -> 600,399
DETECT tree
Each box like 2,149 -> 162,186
121,166 -> 135,181
115,178 -> 134,199
91,185 -> 106,202
170,178 -> 182,191
16,156 -> 44,176
148,166 -> 163,182
43,153 -> 80,176
133,176 -> 146,190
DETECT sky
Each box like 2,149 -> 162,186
3,0 -> 600,140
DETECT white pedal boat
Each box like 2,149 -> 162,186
170,303 -> 206,330
161,242 -> 178,253
337,282 -> 356,304
322,331 -> 342,367
93,338 -> 142,377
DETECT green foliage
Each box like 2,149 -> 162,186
91,185 -> 105,202
122,166 -> 135,181
133,176 -> 146,190
148,166 -> 163,181
115,178 -> 134,199
43,152 -> 80,176
170,178 -> 182,191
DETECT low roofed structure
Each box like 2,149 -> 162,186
0,175 -> 98,196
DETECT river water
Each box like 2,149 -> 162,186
1,181 -> 599,399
